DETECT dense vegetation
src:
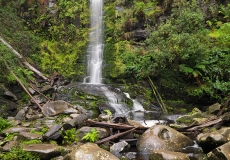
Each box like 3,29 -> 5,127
0,0 -> 230,105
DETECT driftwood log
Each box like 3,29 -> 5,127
175,116 -> 223,133
86,119 -> 148,131
63,114 -> 88,130
0,36 -> 49,81
95,128 -> 135,144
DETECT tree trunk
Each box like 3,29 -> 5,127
0,36 -> 49,81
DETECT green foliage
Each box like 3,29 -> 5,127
22,140 -> 42,145
0,147 -> 40,160
219,4 -> 230,21
30,127 -> 49,135
104,109 -> 112,116
0,117 -> 12,132
4,133 -> 15,141
62,128 -> 79,144
1,105 -> 7,117
82,128 -> 99,142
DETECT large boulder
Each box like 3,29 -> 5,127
63,143 -> 119,160
149,150 -> 190,160
22,144 -> 61,159
137,125 -> 193,153
196,127 -> 230,152
207,141 -> 230,160
42,100 -> 79,116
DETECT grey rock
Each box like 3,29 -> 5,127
207,141 -> 230,160
196,127 -> 230,152
206,103 -> 221,114
149,150 -> 190,160
32,95 -> 47,104
78,126 -> 109,140
137,125 -> 194,153
22,143 -> 61,159
63,143 -> 119,160
110,141 -> 129,153
1,127 -> 30,135
2,141 -> 19,151
40,85 -> 53,94
43,124 -> 62,140
42,100 -> 79,117
17,132 -> 42,141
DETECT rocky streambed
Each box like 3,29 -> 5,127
1,82 -> 230,160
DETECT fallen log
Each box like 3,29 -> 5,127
63,114 -> 88,130
175,117 -> 222,132
95,128 -> 135,144
187,118 -> 222,131
11,71 -> 43,111
0,36 -> 49,81
86,119 -> 149,131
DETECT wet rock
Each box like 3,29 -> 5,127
40,84 -> 53,94
0,97 -> 18,118
63,143 -> 119,160
63,117 -> 72,123
70,114 -> 80,118
11,120 -> 21,126
15,107 -> 28,121
137,125 -> 193,153
78,126 -> 109,139
26,113 -> 43,121
17,132 -> 42,141
22,122 -> 31,127
32,95 -> 47,104
196,127 -> 230,152
149,150 -> 190,160
207,141 -> 230,160
2,141 -> 19,151
1,127 -> 30,135
42,100 -> 79,116
175,108 -> 208,126
43,124 -> 62,140
28,87 -> 36,94
22,143 -> 61,159
127,119 -> 144,128
98,114 -> 111,121
133,29 -> 148,41
206,103 -> 221,114
63,114 -> 88,130
110,141 -> 129,154
123,152 -> 136,160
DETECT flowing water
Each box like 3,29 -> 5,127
85,0 -> 162,125
86,0 -> 103,84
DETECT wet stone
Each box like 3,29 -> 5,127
17,132 -> 42,141
137,125 -> 194,153
78,126 -> 109,139
2,141 -> 19,151
22,143 -> 61,160
207,141 -> 230,160
110,141 -> 129,154
1,127 -> 30,135
149,150 -> 190,160
63,143 -> 119,160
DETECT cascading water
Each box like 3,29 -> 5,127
84,0 -> 160,124
86,0 -> 103,84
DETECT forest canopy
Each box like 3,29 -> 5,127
0,0 -> 230,104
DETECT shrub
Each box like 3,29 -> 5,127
82,128 -> 99,142
0,147 -> 40,160
0,117 -> 12,132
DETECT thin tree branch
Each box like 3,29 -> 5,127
0,36 -> 49,81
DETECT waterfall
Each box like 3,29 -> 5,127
86,0 -> 103,84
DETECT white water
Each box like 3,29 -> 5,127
86,0 -> 103,84
102,87 -> 130,116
